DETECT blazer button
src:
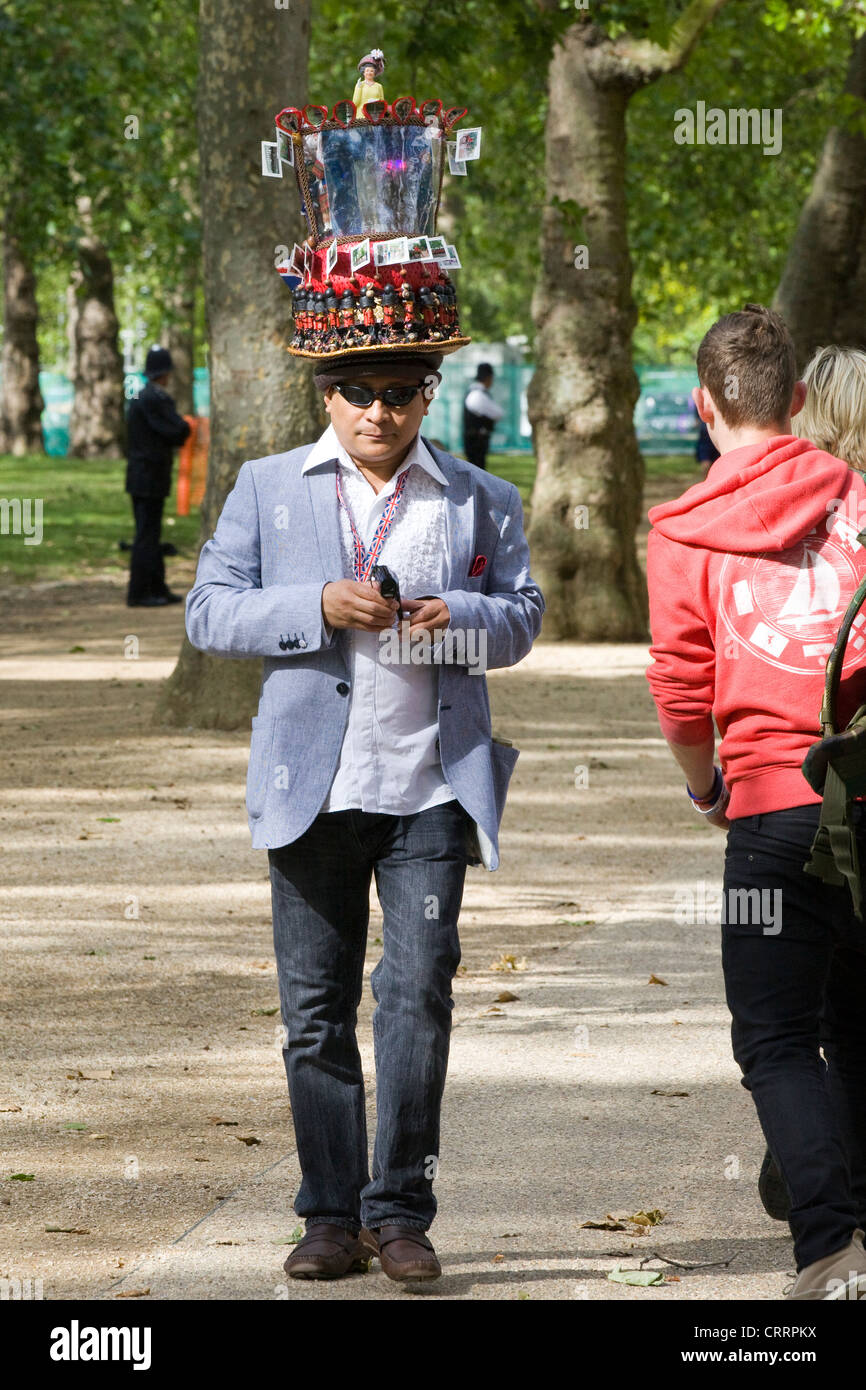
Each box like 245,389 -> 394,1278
336,681 -> 350,696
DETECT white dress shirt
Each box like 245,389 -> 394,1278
301,423 -> 456,816
464,383 -> 504,422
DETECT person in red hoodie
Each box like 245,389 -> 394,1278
646,303 -> 866,1300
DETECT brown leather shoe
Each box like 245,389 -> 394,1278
373,1225 -> 442,1281
283,1224 -> 376,1280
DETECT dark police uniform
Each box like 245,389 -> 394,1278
125,380 -> 190,605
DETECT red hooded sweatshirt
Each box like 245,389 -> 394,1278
646,435 -> 866,819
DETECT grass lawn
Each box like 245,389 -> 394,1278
0,454 -> 201,584
0,449 -> 699,583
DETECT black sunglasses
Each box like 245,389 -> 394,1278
333,382 -> 423,409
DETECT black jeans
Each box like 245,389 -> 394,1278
268,799 -> 471,1233
127,494 -> 167,604
723,804 -> 866,1269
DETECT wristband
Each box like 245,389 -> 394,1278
687,766 -> 722,805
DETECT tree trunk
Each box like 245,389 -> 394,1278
157,0 -> 321,731
163,280 -> 196,417
528,2 -> 725,639
774,33 -> 866,368
67,199 -> 126,458
528,27 -> 647,640
0,217 -> 44,456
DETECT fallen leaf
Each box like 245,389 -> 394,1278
607,1266 -> 664,1287
456,965 -> 468,975
517,1291 -> 530,1300
490,953 -> 528,972
248,961 -> 273,970
97,817 -> 120,823
64,1122 -> 88,1131
491,1253 -> 505,1263
208,1117 -> 238,1126
273,1225 -> 304,1245
251,1007 -> 279,1017
45,1226 -> 90,1234
234,1135 -> 261,1146
115,1288 -> 150,1299
648,974 -> 668,987
66,1069 -> 114,1081
7,1173 -> 34,1181
651,1089 -> 689,1098
88,1134 -> 110,1140
0,1106 -> 22,1113
214,1240 -> 240,1246
495,991 -> 519,1003
666,1276 -> 681,1282
581,1216 -> 628,1232
628,1209 -> 666,1228
481,1006 -> 503,1015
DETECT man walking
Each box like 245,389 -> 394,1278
125,345 -> 190,607
462,362 -> 504,471
646,303 -> 866,1300
185,348 -> 544,1282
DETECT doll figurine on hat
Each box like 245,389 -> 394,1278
353,48 -> 385,117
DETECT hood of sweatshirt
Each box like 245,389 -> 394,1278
647,435 -> 853,554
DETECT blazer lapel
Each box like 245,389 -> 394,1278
426,443 -> 476,590
304,458 -> 344,581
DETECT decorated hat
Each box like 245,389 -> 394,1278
262,66 -> 481,364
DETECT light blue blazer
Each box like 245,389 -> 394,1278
185,439 -> 545,870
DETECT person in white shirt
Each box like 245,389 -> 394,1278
186,349 -> 545,1283
463,362 -> 505,471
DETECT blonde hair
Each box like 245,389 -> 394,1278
794,345 -> 866,469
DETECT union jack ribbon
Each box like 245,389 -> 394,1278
335,465 -> 410,582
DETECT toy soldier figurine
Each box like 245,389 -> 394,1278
400,280 -> 418,341
325,286 -> 339,346
381,282 -> 398,342
339,287 -> 356,345
360,284 -> 376,342
313,291 -> 327,338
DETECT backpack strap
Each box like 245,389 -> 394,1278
803,527 -> 866,918
819,530 -> 866,735
803,763 -> 863,916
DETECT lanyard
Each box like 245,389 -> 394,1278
335,465 -> 409,582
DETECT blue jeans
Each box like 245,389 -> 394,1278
268,799 -> 471,1233
723,804 -> 866,1269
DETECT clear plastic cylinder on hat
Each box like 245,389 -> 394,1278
267,51 -> 476,361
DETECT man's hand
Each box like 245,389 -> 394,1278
401,596 -> 450,635
321,579 -> 399,632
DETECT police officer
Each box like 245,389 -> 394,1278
462,363 -> 504,471
125,346 -> 191,607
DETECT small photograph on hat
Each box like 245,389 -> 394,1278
455,127 -> 482,162
276,127 -> 294,167
440,245 -> 462,270
325,239 -> 338,275
350,238 -> 372,274
261,141 -> 282,178
384,237 -> 409,266
408,236 -> 431,262
428,236 -> 449,261
290,244 -> 306,278
447,142 -> 467,176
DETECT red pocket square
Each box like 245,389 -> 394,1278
469,555 -> 487,578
